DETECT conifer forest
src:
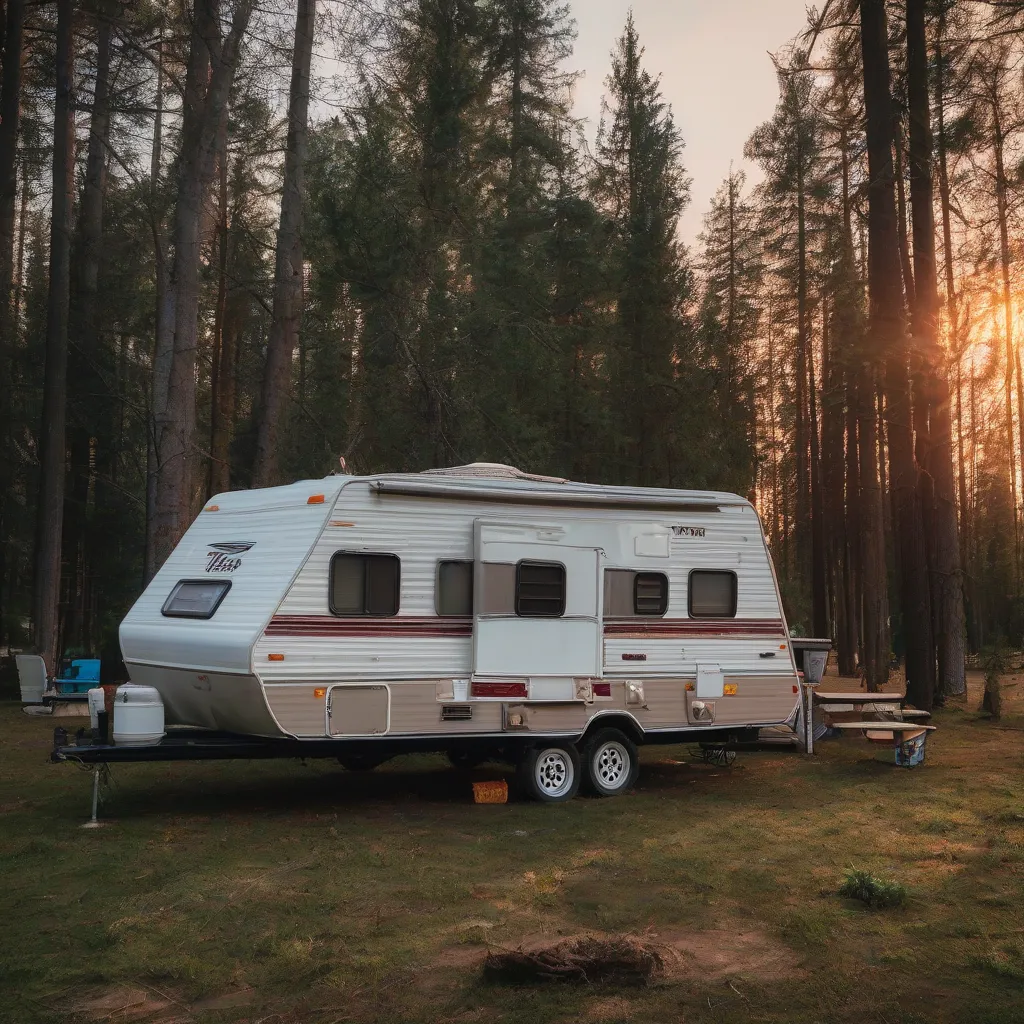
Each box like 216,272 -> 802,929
4,0 -> 1024,710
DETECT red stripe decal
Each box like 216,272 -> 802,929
603,618 -> 784,638
264,616 -> 785,640
265,615 -> 472,638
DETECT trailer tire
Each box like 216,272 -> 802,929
581,728 -> 639,797
338,753 -> 389,772
517,743 -> 581,803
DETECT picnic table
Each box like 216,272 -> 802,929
802,687 -> 932,754
828,721 -> 937,767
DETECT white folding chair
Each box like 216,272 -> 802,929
15,654 -> 48,705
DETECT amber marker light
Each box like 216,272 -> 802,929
268,653 -> 285,662
307,494 -> 325,504
205,504 -> 219,511
314,688 -> 327,699
724,684 -> 738,695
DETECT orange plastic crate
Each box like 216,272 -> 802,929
472,780 -> 508,804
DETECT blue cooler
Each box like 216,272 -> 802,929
55,659 -> 102,694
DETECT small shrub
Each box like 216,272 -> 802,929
838,869 -> 907,909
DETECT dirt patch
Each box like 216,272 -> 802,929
645,927 -> 803,982
190,988 -> 255,1011
432,945 -> 490,970
919,840 -> 986,860
584,996 -> 635,1021
74,986 -> 174,1020
74,984 -> 256,1020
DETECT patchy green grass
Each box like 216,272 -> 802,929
1,672 -> 1022,1024
838,868 -> 907,909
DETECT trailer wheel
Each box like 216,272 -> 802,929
338,753 -> 389,772
517,743 -> 580,803
582,728 -> 639,797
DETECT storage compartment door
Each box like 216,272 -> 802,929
696,663 -> 724,698
328,685 -> 390,736
473,522 -> 602,678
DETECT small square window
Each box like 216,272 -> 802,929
162,580 -> 231,619
437,560 -> 473,616
634,572 -> 668,615
330,553 -> 400,616
688,570 -> 737,618
515,561 -> 565,617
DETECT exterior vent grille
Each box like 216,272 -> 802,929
441,704 -> 473,721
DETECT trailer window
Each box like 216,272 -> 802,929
162,580 -> 231,619
516,561 -> 565,617
437,560 -> 473,616
604,569 -> 668,616
330,553 -> 400,616
688,570 -> 737,618
634,572 -> 669,615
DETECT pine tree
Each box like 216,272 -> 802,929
253,0 -> 316,488
746,59 -> 829,630
860,0 -> 935,708
464,0 -> 576,470
906,0 -> 965,696
592,13 -> 691,487
697,170 -> 762,494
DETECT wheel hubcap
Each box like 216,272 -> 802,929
594,741 -> 629,789
535,749 -> 573,797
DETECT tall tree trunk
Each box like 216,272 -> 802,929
992,93 -> 1019,578
907,0 -> 965,696
65,12 -> 112,651
809,309 -> 828,637
32,0 -> 74,674
858,366 -> 888,689
144,17 -> 165,585
149,0 -> 252,574
844,381 -> 861,673
893,121 -> 916,313
0,0 -> 24,646
0,0 -> 23,322
837,129 -> 861,675
252,0 -> 315,488
208,113 -> 231,497
862,0 -> 934,704
935,12 -> 976,653
795,113 -> 809,582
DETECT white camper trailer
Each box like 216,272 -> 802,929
119,464 -> 802,801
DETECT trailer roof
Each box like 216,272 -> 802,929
205,477 -> 349,512
361,464 -> 751,512
207,465 -> 752,514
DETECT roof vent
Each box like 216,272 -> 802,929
421,463 -> 567,484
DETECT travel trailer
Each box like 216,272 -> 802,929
118,464 -> 803,802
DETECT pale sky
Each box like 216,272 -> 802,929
567,0 -> 814,244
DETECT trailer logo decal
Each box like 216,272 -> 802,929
205,541 -> 255,573
672,526 -> 705,538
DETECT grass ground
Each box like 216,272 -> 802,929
1,672 -> 1022,1024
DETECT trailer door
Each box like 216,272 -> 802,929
473,521 -> 602,678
